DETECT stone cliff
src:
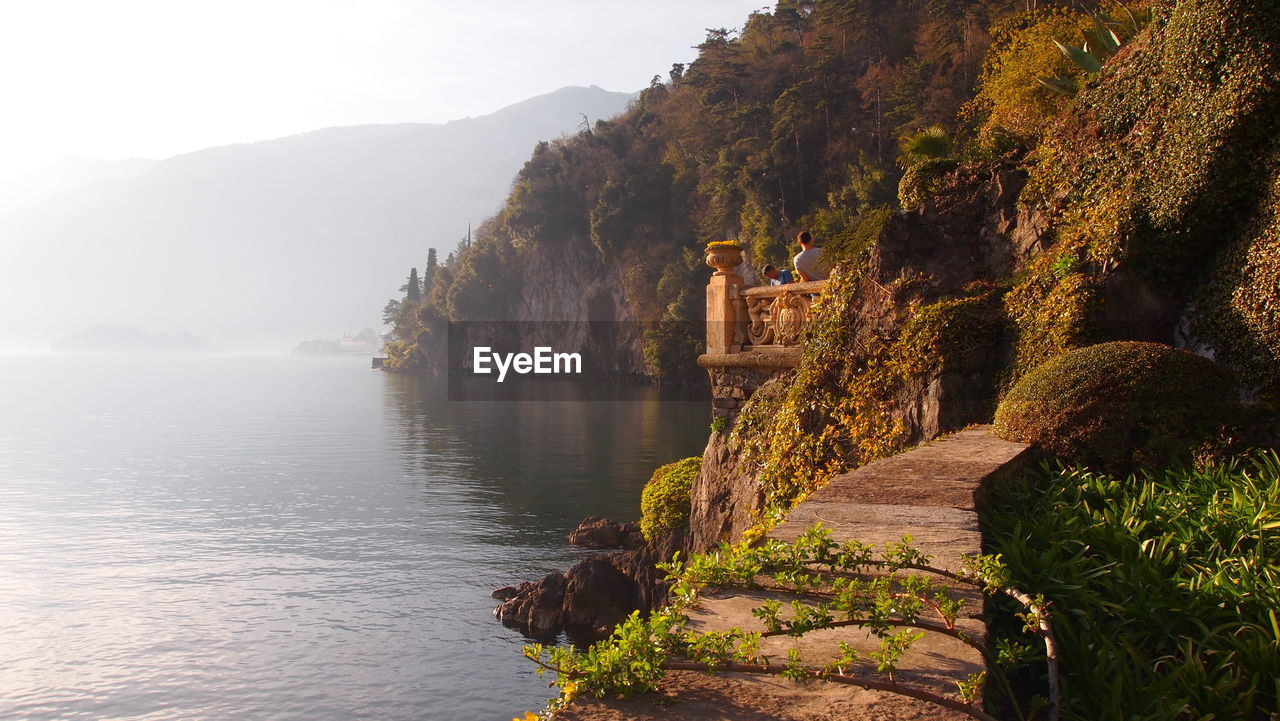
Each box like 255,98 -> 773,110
690,161 -> 1051,551
442,231 -> 652,379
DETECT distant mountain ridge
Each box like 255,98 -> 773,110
51,324 -> 218,354
0,155 -> 157,217
0,85 -> 636,350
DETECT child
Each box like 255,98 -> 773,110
760,264 -> 794,285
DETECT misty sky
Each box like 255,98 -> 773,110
0,0 -> 768,179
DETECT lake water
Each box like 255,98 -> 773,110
0,355 -> 708,720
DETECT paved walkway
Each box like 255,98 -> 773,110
565,427 -> 1031,721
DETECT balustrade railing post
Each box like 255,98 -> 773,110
705,243 -> 745,355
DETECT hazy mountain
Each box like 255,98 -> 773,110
0,85 -> 635,351
0,156 -> 157,217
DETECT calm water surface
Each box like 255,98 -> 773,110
0,355 -> 708,720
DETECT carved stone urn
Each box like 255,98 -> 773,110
705,242 -> 744,277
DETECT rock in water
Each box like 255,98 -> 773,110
561,556 -> 641,636
490,585 -> 519,601
567,516 -> 643,549
494,572 -> 566,639
494,527 -> 684,639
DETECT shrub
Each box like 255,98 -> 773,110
639,457 -> 702,542
897,158 -> 958,211
993,341 -> 1235,471
896,126 -> 952,167
963,7 -> 1088,148
709,415 -> 728,434
985,454 -> 1280,720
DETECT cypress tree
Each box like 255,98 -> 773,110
406,268 -> 422,304
423,248 -> 437,297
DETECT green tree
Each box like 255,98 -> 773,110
740,193 -> 782,269
963,8 -> 1087,148
381,298 -> 401,327
405,267 -> 422,304
423,248 -> 438,297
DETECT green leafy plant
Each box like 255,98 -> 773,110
524,527 -> 1062,721
1049,253 -> 1079,278
1037,6 -> 1152,95
638,457 -> 702,542
985,453 -> 1280,720
897,126 -> 953,167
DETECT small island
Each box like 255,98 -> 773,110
51,324 -> 219,354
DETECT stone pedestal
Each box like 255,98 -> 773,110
704,245 -> 745,355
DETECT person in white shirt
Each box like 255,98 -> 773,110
793,230 -> 828,281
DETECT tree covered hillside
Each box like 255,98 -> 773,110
388,0 -> 1277,400
383,0 -> 1037,377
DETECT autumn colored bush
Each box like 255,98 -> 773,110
993,341 -> 1235,472
964,7 -> 1087,148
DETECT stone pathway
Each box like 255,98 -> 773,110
564,427 -> 1031,721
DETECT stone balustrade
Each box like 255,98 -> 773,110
699,243 -> 826,370
742,281 -> 827,348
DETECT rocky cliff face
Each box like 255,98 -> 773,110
689,372 -> 788,552
516,232 -> 648,375
440,231 -> 653,380
688,162 -> 1053,552
874,165 -> 1045,441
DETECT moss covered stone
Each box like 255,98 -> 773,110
732,272 -> 1006,511
1004,0 -> 1280,386
897,159 -> 958,211
639,457 -> 702,542
1196,151 -> 1280,394
993,341 -> 1235,471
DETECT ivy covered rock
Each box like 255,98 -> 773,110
897,158 -> 958,211
1004,0 -> 1280,383
639,457 -> 701,542
993,341 -> 1236,471
1197,163 -> 1280,393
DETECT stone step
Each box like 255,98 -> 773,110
563,427 -> 1031,720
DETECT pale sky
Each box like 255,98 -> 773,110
0,0 -> 769,179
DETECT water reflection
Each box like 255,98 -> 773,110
0,357 -> 709,721
381,373 -> 709,546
